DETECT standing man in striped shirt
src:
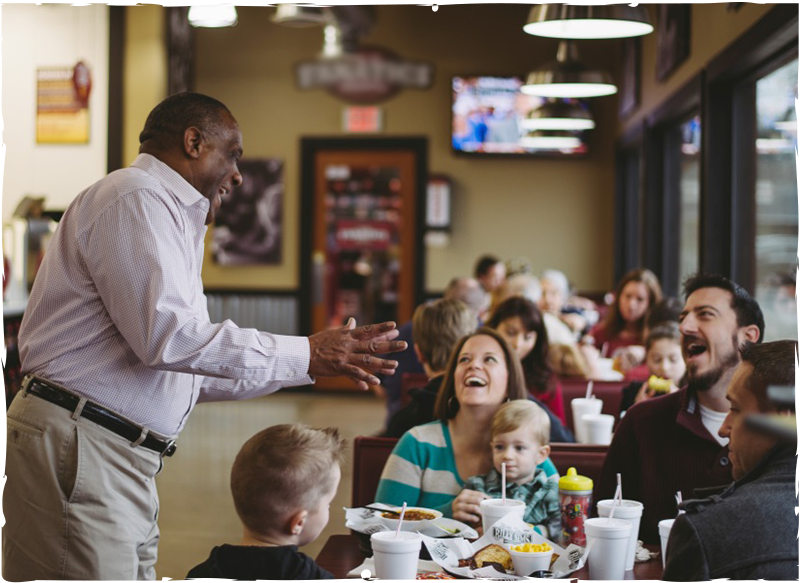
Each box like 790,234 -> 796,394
4,92 -> 406,581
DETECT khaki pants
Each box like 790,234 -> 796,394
3,386 -> 167,580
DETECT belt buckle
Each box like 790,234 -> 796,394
161,440 -> 177,458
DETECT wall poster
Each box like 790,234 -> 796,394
36,61 -> 92,144
211,158 -> 283,265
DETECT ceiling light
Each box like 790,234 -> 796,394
524,4 -> 653,39
519,130 -> 582,151
272,5 -> 329,27
522,41 -> 617,98
520,100 -> 595,131
188,5 -> 238,28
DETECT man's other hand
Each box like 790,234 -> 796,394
308,319 -> 407,390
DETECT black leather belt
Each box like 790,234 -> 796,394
25,378 -> 177,457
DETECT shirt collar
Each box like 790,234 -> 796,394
131,153 -> 209,212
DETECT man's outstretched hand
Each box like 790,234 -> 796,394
308,319 -> 407,390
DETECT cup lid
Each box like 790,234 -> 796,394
558,467 -> 593,491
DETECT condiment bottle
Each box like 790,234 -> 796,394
558,467 -> 593,547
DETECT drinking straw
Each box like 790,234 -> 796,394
600,342 -> 609,358
501,463 -> 507,503
585,380 -> 594,399
395,502 -> 407,538
616,473 -> 622,505
675,491 -> 683,507
608,484 -> 622,520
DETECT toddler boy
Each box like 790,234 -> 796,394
187,424 -> 346,579
465,400 -> 560,539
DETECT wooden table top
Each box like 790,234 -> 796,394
316,534 -> 664,580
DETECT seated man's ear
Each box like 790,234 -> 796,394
289,510 -> 309,537
537,444 -> 551,465
740,324 -> 761,344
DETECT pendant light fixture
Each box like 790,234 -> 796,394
272,5 -> 329,28
523,4 -> 653,40
521,41 -> 617,98
521,99 -> 595,131
519,130 -> 583,151
188,5 -> 238,28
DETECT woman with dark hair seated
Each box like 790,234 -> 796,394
487,296 -> 566,425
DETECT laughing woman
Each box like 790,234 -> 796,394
375,328 -> 558,526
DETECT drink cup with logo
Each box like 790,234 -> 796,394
480,498 -> 526,534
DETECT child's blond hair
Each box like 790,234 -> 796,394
230,424 -> 346,537
491,400 -> 550,447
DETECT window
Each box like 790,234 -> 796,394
753,58 -> 798,340
677,114 -> 701,286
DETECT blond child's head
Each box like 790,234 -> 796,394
230,424 -> 346,546
489,400 -> 551,485
645,322 -> 685,383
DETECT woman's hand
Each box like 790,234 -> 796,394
452,489 -> 489,525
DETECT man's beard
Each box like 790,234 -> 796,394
686,333 -> 741,393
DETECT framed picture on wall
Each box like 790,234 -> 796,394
656,4 -> 692,82
211,158 -> 283,265
619,37 -> 641,119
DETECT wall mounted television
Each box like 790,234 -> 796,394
452,76 -> 590,156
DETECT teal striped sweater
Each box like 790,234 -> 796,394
375,421 -> 558,517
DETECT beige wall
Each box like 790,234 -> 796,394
193,5 -> 621,293
122,4 -> 777,294
123,5 -> 168,167
2,4 -> 109,221
620,3 -> 774,135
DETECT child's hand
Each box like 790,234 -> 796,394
452,489 -> 489,525
635,378 -> 679,404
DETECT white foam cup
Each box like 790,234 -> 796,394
584,516 -> 632,580
597,499 -> 644,570
480,498 -> 526,534
659,518 -> 675,568
371,531 -> 422,580
571,398 -> 603,443
583,413 -> 615,445
509,547 -> 554,576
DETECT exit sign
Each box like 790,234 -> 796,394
343,106 -> 383,133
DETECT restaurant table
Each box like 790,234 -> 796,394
316,534 -> 664,580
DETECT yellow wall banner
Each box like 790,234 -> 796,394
36,62 -> 92,144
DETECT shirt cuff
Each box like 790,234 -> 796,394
271,334 -> 313,384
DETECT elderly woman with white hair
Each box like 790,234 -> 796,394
540,269 -> 594,336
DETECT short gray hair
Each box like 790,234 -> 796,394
541,269 -> 570,299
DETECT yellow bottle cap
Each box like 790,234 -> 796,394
558,467 -> 593,491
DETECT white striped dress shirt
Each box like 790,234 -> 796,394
19,154 -> 311,436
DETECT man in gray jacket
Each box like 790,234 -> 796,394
663,339 -> 797,581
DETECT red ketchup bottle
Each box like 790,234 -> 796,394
558,467 -> 593,547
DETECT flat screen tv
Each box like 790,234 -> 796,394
452,76 -> 590,156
